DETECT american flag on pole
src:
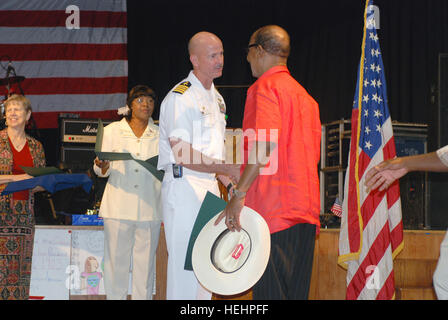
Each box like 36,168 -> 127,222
0,0 -> 127,128
338,0 -> 404,300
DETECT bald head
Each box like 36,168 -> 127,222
251,25 -> 290,58
187,31 -> 224,88
188,31 -> 222,55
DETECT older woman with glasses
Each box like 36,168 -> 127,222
0,94 -> 46,300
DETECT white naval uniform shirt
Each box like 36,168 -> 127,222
93,118 -> 162,221
157,70 -> 227,175
437,145 -> 448,167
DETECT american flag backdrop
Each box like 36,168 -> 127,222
0,0 -> 127,128
338,0 -> 404,300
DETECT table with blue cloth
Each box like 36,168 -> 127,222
1,174 -> 92,196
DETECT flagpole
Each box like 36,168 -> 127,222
338,0 -> 404,299
353,0 -> 371,257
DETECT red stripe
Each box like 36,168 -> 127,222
376,270 -> 395,300
20,77 -> 127,95
359,136 -> 400,229
0,10 -> 126,28
0,44 -> 127,61
357,150 -> 371,178
358,136 -> 395,180
347,108 -> 361,253
32,110 -> 121,129
390,220 -> 403,253
386,182 -> 400,210
361,188 -> 386,230
382,136 -> 397,160
346,222 -> 393,299
383,138 -> 401,209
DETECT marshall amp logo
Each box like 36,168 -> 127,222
61,119 -> 113,144
82,125 -> 98,134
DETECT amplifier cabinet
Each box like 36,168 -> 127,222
60,145 -> 96,172
60,118 -> 113,144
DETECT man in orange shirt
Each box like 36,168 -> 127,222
216,25 -> 321,299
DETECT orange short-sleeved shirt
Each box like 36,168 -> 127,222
242,66 -> 321,234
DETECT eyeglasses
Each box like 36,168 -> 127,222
135,96 -> 153,104
245,43 -> 259,54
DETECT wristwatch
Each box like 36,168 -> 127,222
232,188 -> 246,199
226,182 -> 234,194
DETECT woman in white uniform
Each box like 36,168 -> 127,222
94,85 -> 162,300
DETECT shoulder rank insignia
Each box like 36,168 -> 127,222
173,81 -> 191,95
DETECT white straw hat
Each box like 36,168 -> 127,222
192,206 -> 270,296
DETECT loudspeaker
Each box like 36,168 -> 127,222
438,53 -> 448,147
399,172 -> 427,229
427,54 -> 448,230
60,145 -> 96,172
395,134 -> 428,229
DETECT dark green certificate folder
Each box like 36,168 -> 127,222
94,119 -> 164,181
184,192 -> 227,271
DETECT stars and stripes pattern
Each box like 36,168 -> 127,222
330,196 -> 343,218
0,0 -> 127,128
338,0 -> 404,300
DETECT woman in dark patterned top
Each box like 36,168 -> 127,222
0,94 -> 46,300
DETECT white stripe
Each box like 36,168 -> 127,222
10,60 -> 127,78
345,153 -> 402,295
26,93 -> 127,113
339,116 -> 401,260
356,245 -> 394,299
388,199 -> 402,231
381,117 -> 394,143
339,140 -> 386,259
0,0 -> 126,12
358,116 -> 393,202
345,125 -> 394,282
1,27 -> 127,45
358,145 -> 385,199
345,196 -> 389,284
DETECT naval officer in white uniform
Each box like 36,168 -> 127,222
158,31 -> 240,300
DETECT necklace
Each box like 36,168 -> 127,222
9,135 -> 26,151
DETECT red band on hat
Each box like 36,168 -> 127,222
232,244 -> 244,260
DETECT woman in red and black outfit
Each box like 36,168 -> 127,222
0,94 -> 45,300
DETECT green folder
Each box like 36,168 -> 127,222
95,118 -> 133,161
134,157 -> 164,182
20,166 -> 63,177
184,191 -> 227,271
94,119 -> 164,181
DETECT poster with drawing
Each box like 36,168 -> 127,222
29,228 -> 136,299
70,229 -> 106,295
29,228 -> 71,300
